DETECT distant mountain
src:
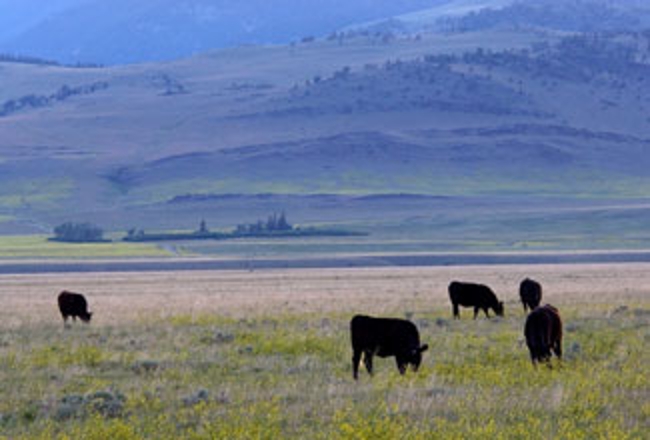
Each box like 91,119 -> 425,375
0,0 -> 87,42
0,0 -> 442,65
5,0 -> 650,66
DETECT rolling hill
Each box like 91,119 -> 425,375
349,0 -> 650,34
0,6 -> 649,249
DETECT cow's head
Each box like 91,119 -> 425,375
408,344 -> 429,371
494,301 -> 504,317
81,312 -> 93,323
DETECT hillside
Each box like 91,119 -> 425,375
353,0 -> 650,34
0,28 -> 649,249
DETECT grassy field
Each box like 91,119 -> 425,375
0,264 -> 648,438
0,235 -> 171,258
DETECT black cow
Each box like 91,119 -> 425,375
524,304 -> 562,367
520,278 -> 542,312
448,281 -> 504,319
350,315 -> 428,380
58,290 -> 92,326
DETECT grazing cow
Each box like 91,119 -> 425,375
448,281 -> 504,319
350,314 -> 428,380
524,304 -> 562,367
58,290 -> 92,325
520,278 -> 542,312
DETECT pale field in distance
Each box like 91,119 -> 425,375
0,263 -> 648,438
4,263 -> 649,325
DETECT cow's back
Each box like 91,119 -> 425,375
525,304 -> 562,362
520,278 -> 542,307
351,315 -> 420,355
58,290 -> 88,316
449,281 -> 497,306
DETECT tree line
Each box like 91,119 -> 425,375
51,213 -> 364,243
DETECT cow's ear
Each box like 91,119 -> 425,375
420,344 -> 429,353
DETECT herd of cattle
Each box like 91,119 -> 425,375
350,278 -> 562,379
57,277 -> 563,380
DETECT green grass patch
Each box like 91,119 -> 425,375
1,303 -> 647,438
0,179 -> 73,209
28,344 -> 108,368
0,235 -> 171,258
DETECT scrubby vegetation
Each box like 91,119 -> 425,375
0,266 -> 647,438
0,82 -> 109,118
280,31 -> 650,118
439,1 -> 649,33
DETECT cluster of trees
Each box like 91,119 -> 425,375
235,212 -> 292,235
326,29 -> 399,45
0,82 -> 109,118
122,219 -> 226,242
0,53 -> 102,68
125,228 -> 146,240
0,53 -> 59,66
438,1 -> 640,34
51,222 -> 106,243
151,73 -> 187,96
456,34 -> 647,92
293,27 -> 413,49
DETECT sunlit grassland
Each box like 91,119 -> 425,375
0,265 -> 648,438
0,235 -> 171,258
0,179 -> 73,209
112,168 -> 650,207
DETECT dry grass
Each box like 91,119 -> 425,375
0,263 -> 648,438
1,263 -> 648,326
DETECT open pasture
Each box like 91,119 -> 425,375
0,263 -> 648,438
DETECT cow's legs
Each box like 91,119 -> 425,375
396,358 -> 407,375
62,314 -> 69,328
473,307 -> 479,319
452,303 -> 459,319
363,351 -> 373,375
553,339 -> 562,360
352,350 -> 362,380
